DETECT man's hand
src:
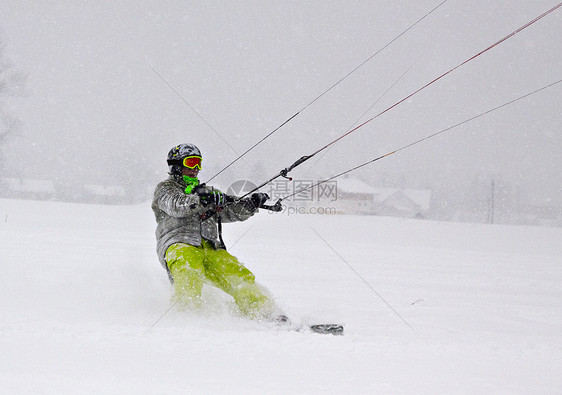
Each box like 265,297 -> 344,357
197,189 -> 226,207
250,192 -> 269,208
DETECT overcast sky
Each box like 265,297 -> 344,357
0,0 -> 560,204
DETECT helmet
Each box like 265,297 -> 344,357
167,143 -> 202,175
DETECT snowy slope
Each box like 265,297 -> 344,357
1,198 -> 561,394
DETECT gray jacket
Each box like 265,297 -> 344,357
151,175 -> 256,269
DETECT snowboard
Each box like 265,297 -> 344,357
273,316 -> 344,335
308,324 -> 344,336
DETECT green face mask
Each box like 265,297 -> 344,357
182,176 -> 199,194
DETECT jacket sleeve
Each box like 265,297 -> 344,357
219,197 -> 257,223
153,180 -> 206,218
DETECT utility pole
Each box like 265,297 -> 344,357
488,179 -> 495,224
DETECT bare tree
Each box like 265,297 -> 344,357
0,33 -> 26,178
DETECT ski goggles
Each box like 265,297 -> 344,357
182,156 -> 202,170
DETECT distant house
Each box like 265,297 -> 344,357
333,177 -> 377,215
0,178 -> 55,200
315,176 -> 431,218
372,187 -> 432,219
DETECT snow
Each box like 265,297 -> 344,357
1,197 -> 561,394
336,177 -> 379,195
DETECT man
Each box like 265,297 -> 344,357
151,143 -> 279,320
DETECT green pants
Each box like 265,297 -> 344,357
166,240 -> 273,319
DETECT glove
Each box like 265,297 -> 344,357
249,192 -> 269,208
197,189 -> 226,207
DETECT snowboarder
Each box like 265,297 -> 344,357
151,143 -> 279,320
